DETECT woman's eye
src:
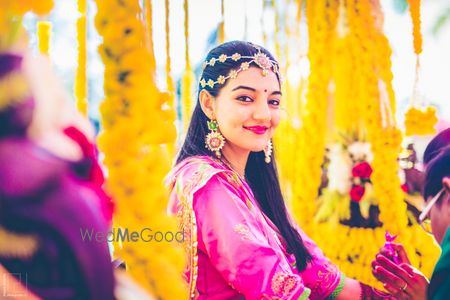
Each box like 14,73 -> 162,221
236,96 -> 253,102
268,99 -> 280,106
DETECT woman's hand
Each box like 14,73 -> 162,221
380,242 -> 411,265
372,243 -> 429,300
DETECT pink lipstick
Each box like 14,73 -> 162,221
243,126 -> 268,135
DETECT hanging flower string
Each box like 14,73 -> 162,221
408,0 -> 422,56
292,0 -> 339,233
94,0 -> 185,298
283,0 -> 440,288
74,0 -> 88,115
219,0 -> 225,43
144,0 -> 156,72
404,0 -> 437,136
181,0 -> 195,132
37,21 -> 51,56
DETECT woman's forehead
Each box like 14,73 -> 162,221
223,67 -> 280,92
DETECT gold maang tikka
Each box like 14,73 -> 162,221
199,44 -> 281,89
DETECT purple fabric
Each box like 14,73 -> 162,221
0,53 -> 22,78
0,137 -> 115,300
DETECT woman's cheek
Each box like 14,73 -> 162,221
271,112 -> 281,128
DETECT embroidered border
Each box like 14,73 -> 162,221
175,161 -> 229,299
328,273 -> 346,300
298,287 -> 311,300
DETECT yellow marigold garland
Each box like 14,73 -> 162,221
0,0 -> 54,50
74,0 -> 88,115
94,0 -> 186,298
275,0 -> 303,198
404,106 -> 438,136
144,0 -> 156,72
37,21 -> 51,56
341,0 -> 404,234
219,0 -> 225,43
181,0 -> 195,132
0,1 -> 53,18
408,0 -> 422,55
291,0 -> 339,231
288,0 -> 440,287
404,0 -> 437,136
165,0 -> 174,100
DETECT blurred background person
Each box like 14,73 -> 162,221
372,129 -> 450,300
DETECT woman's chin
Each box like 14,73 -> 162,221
248,144 -> 266,153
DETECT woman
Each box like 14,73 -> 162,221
372,133 -> 450,300
166,41 -> 391,299
0,51 -> 116,299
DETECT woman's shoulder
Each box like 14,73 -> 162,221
166,155 -> 226,187
0,137 -> 68,198
166,155 -> 245,207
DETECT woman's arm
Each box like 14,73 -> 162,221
337,278 -> 395,300
289,220 -> 393,299
336,278 -> 361,299
193,175 -> 311,300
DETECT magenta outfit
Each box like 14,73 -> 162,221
166,156 -> 345,300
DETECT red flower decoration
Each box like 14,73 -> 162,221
401,183 -> 409,193
352,162 -> 373,179
350,185 -> 365,202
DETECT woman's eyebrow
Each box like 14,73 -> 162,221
231,85 -> 282,96
271,91 -> 282,96
231,85 -> 256,92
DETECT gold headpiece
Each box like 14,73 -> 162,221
199,44 -> 281,89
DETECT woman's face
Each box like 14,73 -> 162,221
205,66 -> 281,156
431,177 -> 450,245
22,51 -> 94,161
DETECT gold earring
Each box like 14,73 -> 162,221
205,120 -> 225,158
264,140 -> 273,163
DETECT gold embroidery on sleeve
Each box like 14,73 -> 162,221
233,224 -> 253,241
271,272 -> 300,297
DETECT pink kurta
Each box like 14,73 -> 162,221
166,156 -> 344,300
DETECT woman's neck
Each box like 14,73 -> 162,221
221,146 -> 249,178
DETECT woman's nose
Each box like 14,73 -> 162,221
252,99 -> 271,121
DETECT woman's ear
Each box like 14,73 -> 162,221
199,89 -> 215,120
443,177 -> 450,191
441,177 -> 450,224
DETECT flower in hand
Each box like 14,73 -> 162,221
371,243 -> 429,300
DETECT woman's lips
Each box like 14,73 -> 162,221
243,126 -> 268,135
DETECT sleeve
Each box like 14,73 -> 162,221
290,222 -> 345,300
193,175 -> 311,300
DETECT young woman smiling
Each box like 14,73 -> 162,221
166,41 -> 392,300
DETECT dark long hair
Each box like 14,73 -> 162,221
423,145 -> 450,202
0,54 -> 34,138
423,127 -> 450,165
423,128 -> 450,201
177,41 -> 312,271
